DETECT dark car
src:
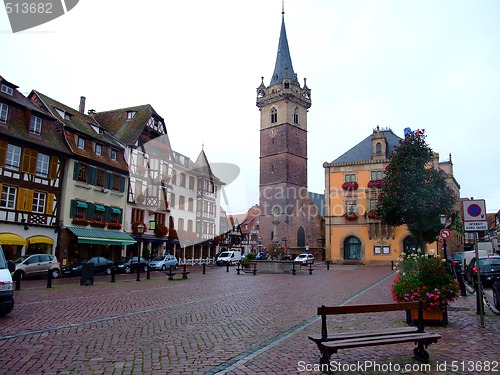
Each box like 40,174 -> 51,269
115,256 -> 149,274
446,252 -> 464,275
466,255 -> 500,287
62,256 -> 114,277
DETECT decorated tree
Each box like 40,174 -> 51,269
376,129 -> 456,252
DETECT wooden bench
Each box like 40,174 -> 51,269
165,265 -> 190,280
309,301 -> 441,366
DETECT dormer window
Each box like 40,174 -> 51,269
110,149 -> 117,161
127,111 -> 137,120
77,136 -> 85,149
95,144 -> 102,156
90,123 -> 100,133
1,85 -> 13,96
29,115 -> 42,135
64,113 -> 72,120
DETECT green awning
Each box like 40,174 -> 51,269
76,201 -> 88,208
94,204 -> 105,211
111,207 -> 121,214
67,227 -> 136,245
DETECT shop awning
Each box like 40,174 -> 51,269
76,201 -> 88,208
94,204 -> 105,211
111,207 -> 121,214
0,233 -> 26,246
27,235 -> 54,245
67,227 -> 136,245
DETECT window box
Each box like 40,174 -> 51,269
107,222 -> 122,230
342,182 -> 358,190
367,179 -> 384,189
344,212 -> 358,221
72,217 -> 89,226
89,220 -> 106,228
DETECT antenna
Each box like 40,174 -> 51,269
282,0 -> 285,14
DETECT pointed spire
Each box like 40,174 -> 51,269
270,9 -> 297,86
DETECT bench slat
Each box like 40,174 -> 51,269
308,326 -> 418,343
321,332 -> 441,351
317,301 -> 426,315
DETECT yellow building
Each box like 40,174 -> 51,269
323,126 -> 460,265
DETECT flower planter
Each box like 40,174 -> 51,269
406,307 -> 448,327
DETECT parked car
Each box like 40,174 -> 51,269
466,255 -> 500,287
493,280 -> 500,310
148,254 -> 178,271
62,256 -> 114,277
255,251 -> 268,260
13,254 -> 61,280
295,253 -> 314,265
446,252 -> 464,275
216,250 -> 242,266
115,256 -> 149,274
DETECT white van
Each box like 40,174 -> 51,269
464,250 -> 488,268
216,250 -> 242,266
0,245 -> 15,316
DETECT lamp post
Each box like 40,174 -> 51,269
136,223 -> 144,282
440,214 -> 448,261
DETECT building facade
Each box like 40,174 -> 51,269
256,10 -> 324,257
323,126 -> 461,264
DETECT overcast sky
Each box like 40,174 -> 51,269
1,0 -> 499,214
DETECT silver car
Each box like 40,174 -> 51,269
14,254 -> 61,280
148,254 -> 178,271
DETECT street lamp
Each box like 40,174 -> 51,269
439,214 -> 448,261
136,223 -> 144,282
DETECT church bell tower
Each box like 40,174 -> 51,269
257,8 -> 312,245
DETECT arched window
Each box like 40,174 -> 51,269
178,218 -> 184,232
271,108 -> 277,123
343,236 -> 362,260
179,195 -> 185,210
294,107 -> 299,124
403,236 -> 418,255
170,193 -> 176,208
297,226 -> 305,247
376,142 -> 382,154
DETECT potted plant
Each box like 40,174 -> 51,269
366,209 -> 378,219
71,217 -> 89,226
341,181 -> 359,190
154,223 -> 169,238
391,250 -> 460,326
107,222 -> 122,230
131,222 -> 147,235
344,212 -> 358,221
89,220 -> 106,228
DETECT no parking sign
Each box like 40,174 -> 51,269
462,199 -> 487,231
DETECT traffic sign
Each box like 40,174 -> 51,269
464,221 -> 488,231
462,200 -> 486,221
440,228 -> 451,239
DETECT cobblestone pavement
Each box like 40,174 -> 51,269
0,264 -> 498,375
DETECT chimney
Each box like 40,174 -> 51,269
79,96 -> 86,113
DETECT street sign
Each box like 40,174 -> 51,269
462,199 -> 487,232
440,228 -> 451,239
464,221 -> 488,231
462,200 -> 486,221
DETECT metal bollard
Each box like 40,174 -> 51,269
147,265 -> 151,280
203,263 -> 206,275
47,269 -> 52,288
226,263 -> 229,272
326,260 -> 330,270
111,266 -> 116,283
15,272 -> 21,291
292,262 -> 296,275
457,272 -> 466,296
136,261 -> 141,282
236,262 -> 241,275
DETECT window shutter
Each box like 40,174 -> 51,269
69,199 -> 76,218
46,193 -> 54,215
73,162 -> 79,181
25,189 -> 34,212
0,141 -> 7,167
21,149 -> 37,174
88,167 -> 97,185
105,173 -> 112,189
49,156 -> 58,180
119,176 -> 126,192
16,188 -> 26,211
88,203 -> 95,220
103,206 -> 110,222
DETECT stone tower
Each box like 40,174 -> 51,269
256,9 -> 312,246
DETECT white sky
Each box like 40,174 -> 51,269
1,0 -> 499,214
